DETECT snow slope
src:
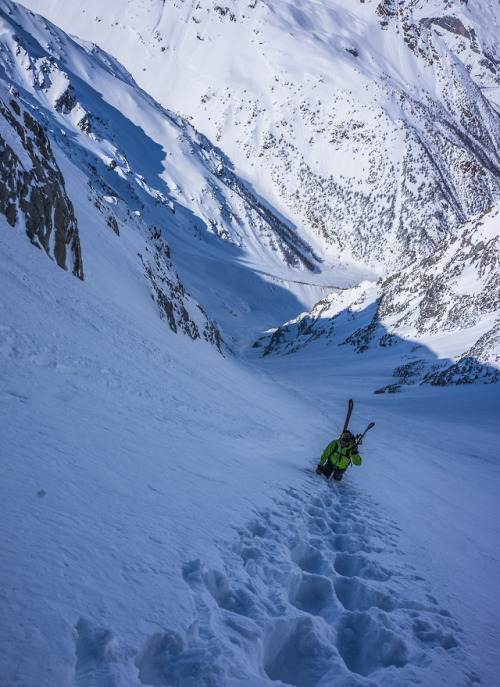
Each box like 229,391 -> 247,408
2,174 -> 500,685
2,0 -> 366,350
0,0 -> 318,275
1,2 -> 499,687
2,178 -> 500,686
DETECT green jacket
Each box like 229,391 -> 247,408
320,439 -> 362,470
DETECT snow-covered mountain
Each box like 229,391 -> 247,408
2,0 -> 347,351
1,2 -> 500,687
257,201 -> 500,388
3,0 -> 498,380
18,0 -> 500,270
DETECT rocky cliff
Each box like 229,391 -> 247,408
0,92 -> 83,279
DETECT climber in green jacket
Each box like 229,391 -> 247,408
315,430 -> 362,481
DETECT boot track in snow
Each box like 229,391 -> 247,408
133,481 -> 469,687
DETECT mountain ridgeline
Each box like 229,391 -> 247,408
20,0 -> 500,268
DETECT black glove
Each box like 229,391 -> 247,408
315,464 -> 323,474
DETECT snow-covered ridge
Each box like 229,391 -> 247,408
258,202 -> 500,388
0,0 -> 336,353
18,0 -> 500,271
1,0 -> 319,273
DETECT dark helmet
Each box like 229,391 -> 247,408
340,430 -> 353,443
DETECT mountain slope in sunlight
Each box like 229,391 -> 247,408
257,202 -> 500,389
18,0 -> 500,270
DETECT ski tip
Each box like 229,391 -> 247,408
348,398 -> 354,406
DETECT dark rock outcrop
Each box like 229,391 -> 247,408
0,94 -> 83,279
138,227 -> 228,355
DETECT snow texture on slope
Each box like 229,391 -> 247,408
1,153 -> 499,685
137,482 -> 467,687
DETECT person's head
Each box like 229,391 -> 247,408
340,431 -> 352,447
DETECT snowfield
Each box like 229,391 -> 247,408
1,198 -> 499,685
1,1 -> 500,686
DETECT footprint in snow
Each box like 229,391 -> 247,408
135,486 -> 467,686
75,618 -> 124,687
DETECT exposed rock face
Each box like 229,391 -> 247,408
0,94 -> 83,279
378,210 -> 500,339
420,16 -> 470,39
138,227 -> 228,355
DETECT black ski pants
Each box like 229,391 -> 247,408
322,462 -> 346,481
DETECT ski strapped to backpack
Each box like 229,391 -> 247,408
353,422 -> 375,449
343,422 -> 374,470
342,398 -> 354,434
